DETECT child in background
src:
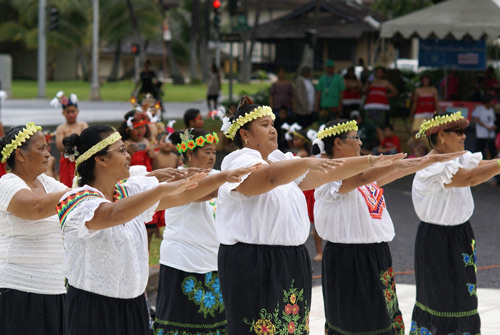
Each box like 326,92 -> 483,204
373,124 -> 401,155
154,130 -> 181,170
274,105 -> 292,152
53,92 -> 88,187
118,110 -> 156,172
407,130 -> 427,158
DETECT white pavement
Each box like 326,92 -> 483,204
309,284 -> 500,334
0,99 -> 208,127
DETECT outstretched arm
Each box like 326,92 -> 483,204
446,158 -> 500,188
299,153 -> 406,191
9,189 -> 70,220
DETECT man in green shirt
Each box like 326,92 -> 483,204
315,59 -> 345,124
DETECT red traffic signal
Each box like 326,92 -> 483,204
131,44 -> 140,55
212,0 -> 221,9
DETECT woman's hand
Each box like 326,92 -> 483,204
222,163 -> 262,183
159,172 -> 206,195
306,157 -> 345,173
370,153 -> 407,168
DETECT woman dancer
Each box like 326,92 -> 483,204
312,119 -> 462,335
153,128 -> 243,335
216,96 -> 404,334
57,124 -> 256,335
0,123 -> 69,335
410,112 -> 500,335
409,74 -> 439,132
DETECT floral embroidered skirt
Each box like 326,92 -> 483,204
66,285 -> 150,335
322,241 -> 405,335
410,221 -> 481,335
218,243 -> 312,334
153,265 -> 227,335
0,288 -> 65,335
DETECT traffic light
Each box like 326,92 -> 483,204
213,0 -> 221,34
48,6 -> 59,31
131,44 -> 140,55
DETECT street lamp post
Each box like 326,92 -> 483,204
90,0 -> 101,100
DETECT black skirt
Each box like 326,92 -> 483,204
410,221 -> 481,335
218,243 -> 312,334
153,264 -> 227,335
322,242 -> 404,335
65,285 -> 150,335
0,288 -> 65,335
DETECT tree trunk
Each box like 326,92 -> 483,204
108,39 -> 122,81
238,0 -> 263,83
165,40 -> 185,85
79,49 -> 90,82
189,0 -> 200,83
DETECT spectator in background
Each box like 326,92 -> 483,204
484,66 -> 499,99
363,66 -> 398,127
410,74 -> 439,132
440,70 -> 459,101
274,106 -> 292,152
342,66 -> 363,119
315,59 -> 345,123
269,68 -> 294,114
473,94 -> 497,159
350,110 -> 383,155
373,124 -> 401,155
206,64 -> 221,112
183,108 -> 204,129
294,66 -> 316,128
134,60 -> 161,100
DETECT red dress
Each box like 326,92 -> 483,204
364,85 -> 389,110
0,162 -> 6,178
130,150 -> 153,172
414,94 -> 435,117
59,157 -> 76,187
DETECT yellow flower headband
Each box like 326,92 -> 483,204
1,122 -> 42,163
176,129 -> 220,154
416,112 -> 469,138
221,105 -> 275,140
317,120 -> 358,140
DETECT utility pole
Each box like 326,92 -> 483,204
90,0 -> 101,100
37,0 -> 46,98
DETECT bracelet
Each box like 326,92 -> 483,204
367,154 -> 373,167
497,159 -> 500,168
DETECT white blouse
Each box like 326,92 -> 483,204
160,170 -> 219,274
412,151 -> 482,225
216,148 -> 309,246
57,176 -> 159,299
0,173 -> 67,294
314,180 -> 395,243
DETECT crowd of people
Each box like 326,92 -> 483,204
1,60 -> 500,335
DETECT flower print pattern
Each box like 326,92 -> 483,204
379,267 -> 404,335
462,239 -> 477,272
181,273 -> 224,318
466,283 -> 477,297
244,280 -> 309,335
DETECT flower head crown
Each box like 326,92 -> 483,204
176,129 -> 220,153
317,120 -> 358,140
50,91 -> 78,109
221,105 -> 275,140
1,122 -> 42,163
416,112 -> 469,138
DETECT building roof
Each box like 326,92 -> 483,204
254,0 -> 383,40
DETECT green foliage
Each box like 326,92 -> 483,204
372,0 -> 434,19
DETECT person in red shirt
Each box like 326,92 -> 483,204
373,124 -> 400,155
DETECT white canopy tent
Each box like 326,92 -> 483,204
380,0 -> 500,40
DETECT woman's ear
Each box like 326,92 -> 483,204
95,155 -> 108,167
15,148 -> 26,162
333,137 -> 344,150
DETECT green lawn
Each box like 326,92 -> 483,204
11,80 -> 270,102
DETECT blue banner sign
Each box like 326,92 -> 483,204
419,39 -> 486,70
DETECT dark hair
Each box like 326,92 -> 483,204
420,74 -> 432,86
169,128 -> 210,160
0,125 -> 38,170
301,66 -> 311,77
184,109 -> 201,128
231,96 -> 261,149
344,66 -> 356,79
375,66 -> 386,77
63,125 -> 115,187
118,110 -> 150,141
312,120 -> 350,158
384,124 -> 394,131
294,129 -> 311,155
